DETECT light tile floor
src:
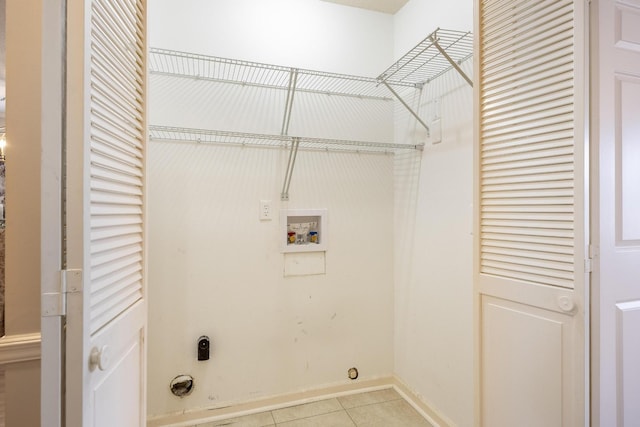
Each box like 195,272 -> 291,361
194,388 -> 433,427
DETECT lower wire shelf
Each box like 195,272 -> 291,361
148,125 -> 424,154
149,125 -> 425,201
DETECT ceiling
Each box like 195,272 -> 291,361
320,0 -> 409,14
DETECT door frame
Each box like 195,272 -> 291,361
40,0 -> 66,426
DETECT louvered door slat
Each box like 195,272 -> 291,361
482,2 -> 572,57
481,0 -> 568,43
483,27 -> 573,75
89,0 -> 144,334
482,130 -> 573,150
482,154 -> 573,174
482,238 -> 574,254
482,63 -> 573,102
483,177 -> 574,189
91,214 -> 141,229
92,132 -> 142,159
482,113 -> 574,140
91,153 -> 142,180
482,66 -> 573,106
483,13 -> 573,63
482,251 -> 574,271
91,65 -> 142,120
482,89 -> 574,124
93,0 -> 144,66
481,266 -> 573,288
91,80 -> 143,126
90,232 -> 142,255
482,223 -> 574,237
481,0 -> 530,21
483,96 -> 572,128
483,139 -> 574,160
481,231 -> 574,247
482,204 -> 574,213
482,164 -> 573,179
483,57 -> 573,98
482,147 -> 573,168
92,94 -> 143,134
91,247 -> 142,276
92,180 -> 142,199
89,287 -> 142,333
481,79 -> 573,115
91,244 -> 140,271
90,270 -> 142,306
482,208 -> 573,217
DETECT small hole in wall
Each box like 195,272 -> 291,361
347,367 -> 359,380
170,374 -> 194,397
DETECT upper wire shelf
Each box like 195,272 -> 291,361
149,48 -> 393,101
149,125 -> 424,154
378,28 -> 473,87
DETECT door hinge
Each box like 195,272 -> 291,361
585,244 -> 598,274
42,269 -> 83,317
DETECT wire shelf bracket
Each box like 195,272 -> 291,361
281,137 -> 300,201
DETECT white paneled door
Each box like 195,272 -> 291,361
475,0 -> 588,426
592,0 -> 640,425
65,0 -> 147,425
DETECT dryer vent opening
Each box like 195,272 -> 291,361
170,374 -> 194,397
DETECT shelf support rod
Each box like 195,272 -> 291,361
380,81 -> 430,135
281,68 -> 299,136
281,137 -> 300,201
430,36 -> 473,87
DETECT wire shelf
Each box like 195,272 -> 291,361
149,48 -> 393,101
149,125 -> 424,154
378,28 -> 473,87
149,27 -> 472,155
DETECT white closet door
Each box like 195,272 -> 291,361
591,0 -> 640,425
65,0 -> 147,425
475,0 -> 587,425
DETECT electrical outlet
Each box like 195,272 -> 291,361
259,200 -> 272,220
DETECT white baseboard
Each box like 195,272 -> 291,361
391,376 -> 456,427
0,333 -> 41,365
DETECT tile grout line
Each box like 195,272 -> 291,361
272,409 -> 346,426
337,396 -> 358,427
268,408 -> 277,426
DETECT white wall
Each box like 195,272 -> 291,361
147,0 -> 396,417
150,0 -> 394,76
393,0 -> 473,56
3,0 -> 43,425
393,1 -> 474,426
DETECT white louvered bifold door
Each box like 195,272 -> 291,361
65,0 -> 147,426
475,0 -> 587,426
